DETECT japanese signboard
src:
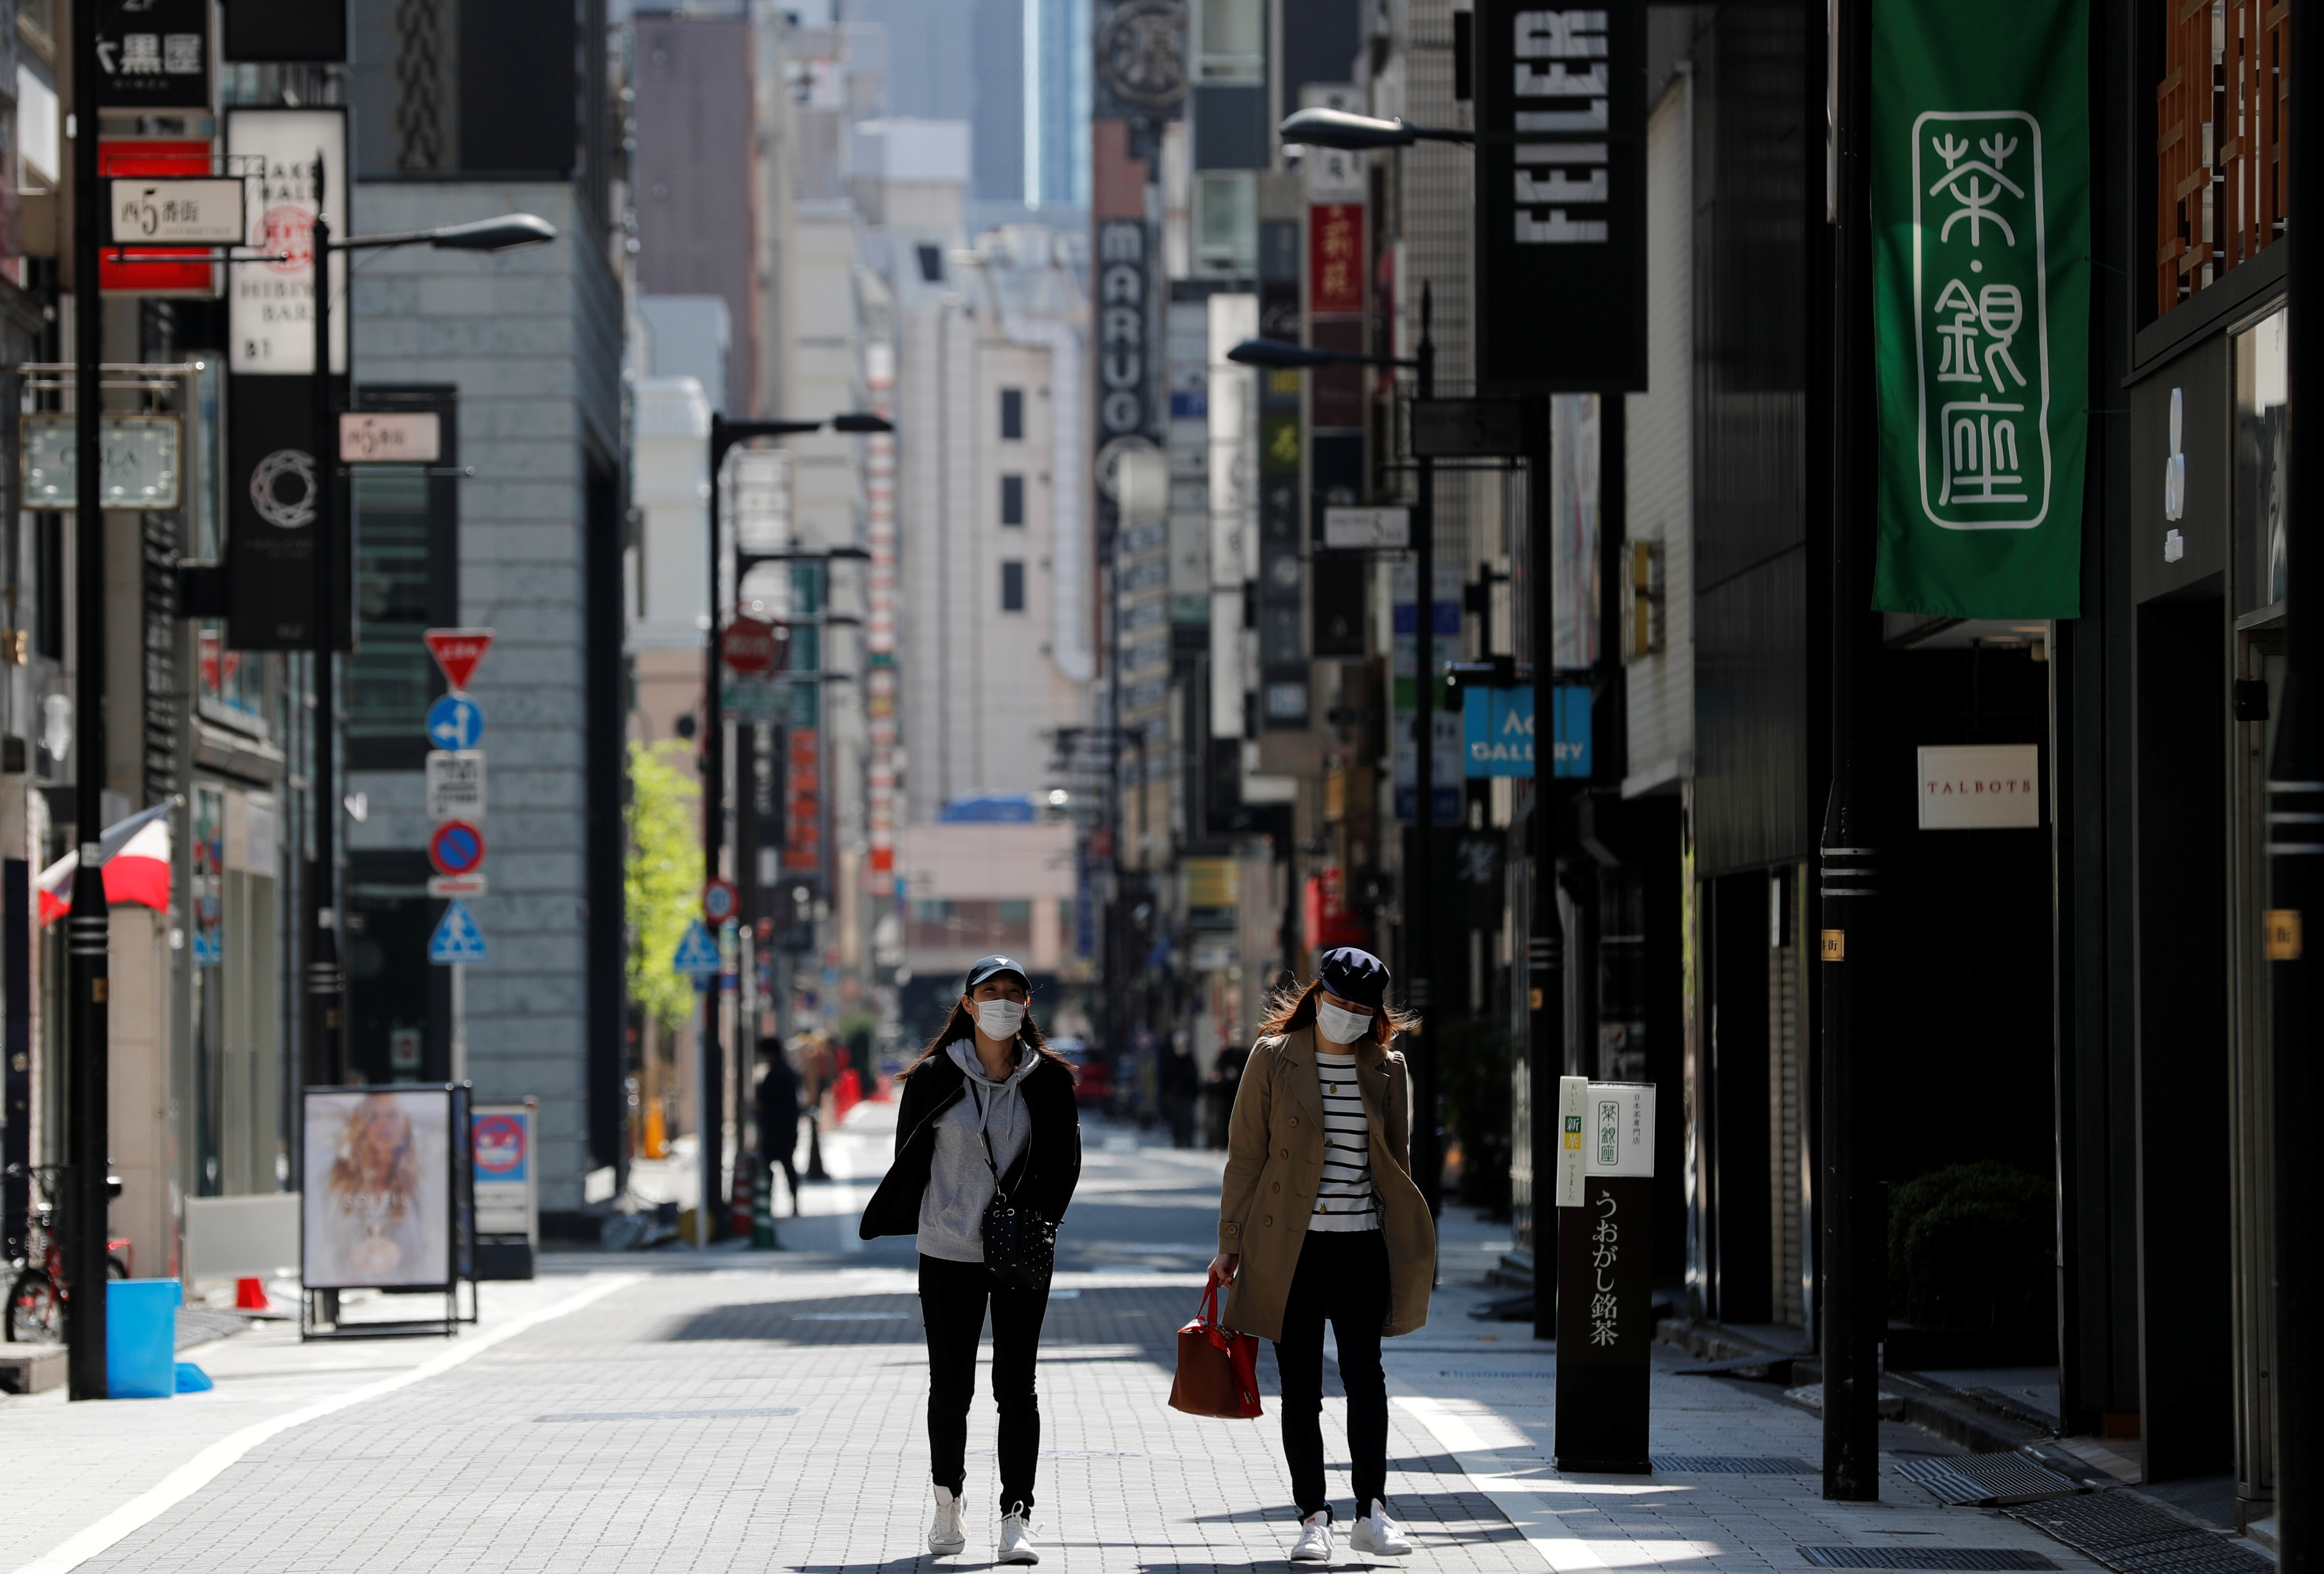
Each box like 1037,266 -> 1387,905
425,750 -> 488,822
1553,1077 -> 1656,1473
110,178 -> 246,245
225,108 -> 350,375
1473,0 -> 1646,392
1870,0 -> 2087,617
95,0 -> 211,109
340,412 -> 442,463
783,727 -> 822,876
99,143 -> 222,296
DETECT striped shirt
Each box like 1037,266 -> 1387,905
1308,1050 -> 1380,1232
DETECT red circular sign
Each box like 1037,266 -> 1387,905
720,616 -> 784,675
429,820 -> 487,877
702,878 -> 740,925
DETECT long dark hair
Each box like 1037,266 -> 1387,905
902,995 -> 1079,1080
1257,976 -> 1419,1049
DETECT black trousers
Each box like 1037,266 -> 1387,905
919,1253 -> 1051,1513
1273,1228 -> 1391,1520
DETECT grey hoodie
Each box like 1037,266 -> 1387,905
915,1039 -> 1040,1263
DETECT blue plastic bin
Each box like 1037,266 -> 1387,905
106,1279 -> 182,1399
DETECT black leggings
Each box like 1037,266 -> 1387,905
919,1254 -> 1052,1514
1272,1228 -> 1391,1520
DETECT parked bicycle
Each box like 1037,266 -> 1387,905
4,1163 -> 128,1344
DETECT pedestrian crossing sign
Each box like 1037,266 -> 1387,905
672,919 -> 721,978
429,898 -> 488,964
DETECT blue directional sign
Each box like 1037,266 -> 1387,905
672,920 -> 722,978
429,898 -> 488,964
426,693 -> 486,751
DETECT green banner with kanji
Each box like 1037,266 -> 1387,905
1871,0 -> 2088,618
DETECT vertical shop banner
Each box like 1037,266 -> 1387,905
1473,0 -> 1647,392
225,372 -> 351,649
1870,0 -> 2087,617
783,727 -> 822,878
225,107 -> 350,376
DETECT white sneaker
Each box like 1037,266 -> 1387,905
997,1504 -> 1040,1564
927,1485 -> 966,1556
1289,1511 -> 1335,1564
1348,1501 -> 1414,1557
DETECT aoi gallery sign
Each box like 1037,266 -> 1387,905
1870,0 -> 2089,618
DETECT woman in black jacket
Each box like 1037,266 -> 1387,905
860,955 -> 1081,1565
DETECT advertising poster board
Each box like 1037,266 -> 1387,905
302,1086 -> 471,1291
472,1100 -> 539,1280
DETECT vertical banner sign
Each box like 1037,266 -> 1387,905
784,727 -> 823,879
1870,0 -> 2087,617
226,374 -> 351,649
225,108 -> 351,375
1473,0 -> 1646,392
1554,1080 -> 1656,1473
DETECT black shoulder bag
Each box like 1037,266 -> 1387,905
970,1081 -> 1057,1289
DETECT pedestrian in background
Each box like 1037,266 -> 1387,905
754,1039 -> 803,1216
860,955 -> 1082,1564
1207,946 -> 1434,1565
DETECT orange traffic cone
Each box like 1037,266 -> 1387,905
234,1277 -> 271,1311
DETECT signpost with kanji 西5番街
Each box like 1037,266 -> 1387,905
1553,1077 -> 1656,1473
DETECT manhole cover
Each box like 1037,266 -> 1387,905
1896,1454 -> 2080,1506
1800,1548 -> 2058,1570
534,1407 -> 801,1422
1653,1455 -> 1817,1474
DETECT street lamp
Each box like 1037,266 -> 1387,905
1278,107 -> 1476,150
305,172 -> 557,1093
1227,300 -> 1452,1222
699,413 -> 892,1240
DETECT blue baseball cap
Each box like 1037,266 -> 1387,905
1318,947 -> 1389,1010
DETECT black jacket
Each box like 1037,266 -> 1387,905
859,1049 -> 1082,1240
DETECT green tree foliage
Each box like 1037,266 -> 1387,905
626,740 -> 702,1034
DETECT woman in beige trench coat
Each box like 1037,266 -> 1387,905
1207,946 -> 1437,1565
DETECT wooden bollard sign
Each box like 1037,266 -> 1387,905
1553,1077 -> 1657,1473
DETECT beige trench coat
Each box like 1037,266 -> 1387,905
1215,1027 -> 1436,1342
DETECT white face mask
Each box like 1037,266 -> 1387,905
1315,1002 -> 1373,1045
974,998 -> 1027,1040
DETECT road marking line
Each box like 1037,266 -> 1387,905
11,1274 -> 639,1574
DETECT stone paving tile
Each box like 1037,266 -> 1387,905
5,1114 -> 2125,1574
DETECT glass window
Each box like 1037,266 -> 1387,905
1001,473 -> 1026,525
198,623 -> 267,732
1199,0 -> 1262,80
2234,306 -> 2287,614
350,471 -> 437,749
1000,388 -> 1024,440
1196,173 -> 1257,275
1001,560 -> 1026,612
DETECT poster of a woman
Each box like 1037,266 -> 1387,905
302,1090 -> 452,1287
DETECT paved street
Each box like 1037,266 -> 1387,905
3,1105 -> 2106,1574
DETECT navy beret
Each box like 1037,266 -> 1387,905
1318,947 -> 1389,1011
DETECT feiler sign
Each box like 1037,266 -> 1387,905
1473,0 -> 1646,393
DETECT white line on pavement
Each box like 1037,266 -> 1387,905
9,1274 -> 641,1574
1392,1394 -> 1608,1572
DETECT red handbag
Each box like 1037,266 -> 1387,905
1168,1282 -> 1263,1418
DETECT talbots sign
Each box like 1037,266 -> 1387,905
1917,743 -> 2040,829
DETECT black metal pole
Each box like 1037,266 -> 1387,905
1527,394 -> 1563,1343
702,417 -> 729,1242
1818,0 -> 1882,1502
309,158 -> 344,1089
2265,0 -> 2322,1559
1410,282 -> 1440,1218
64,0 -> 111,1401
